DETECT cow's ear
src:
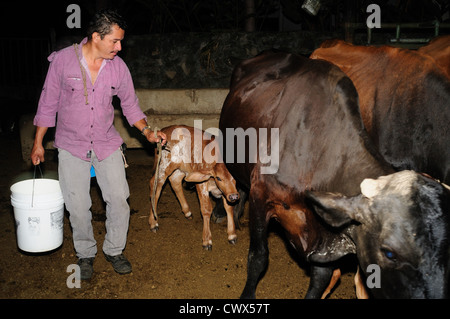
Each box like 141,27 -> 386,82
305,191 -> 362,263
184,172 -> 211,182
305,191 -> 363,227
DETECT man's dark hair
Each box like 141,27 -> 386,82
86,8 -> 127,40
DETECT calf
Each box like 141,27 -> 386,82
149,125 -> 239,250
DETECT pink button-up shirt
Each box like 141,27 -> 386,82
34,38 -> 146,161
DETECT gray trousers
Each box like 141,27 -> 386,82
58,148 -> 130,258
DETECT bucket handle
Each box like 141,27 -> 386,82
31,164 -> 44,207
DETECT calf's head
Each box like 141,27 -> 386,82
212,162 -> 240,203
306,170 -> 450,298
184,165 -> 240,204
173,132 -> 239,204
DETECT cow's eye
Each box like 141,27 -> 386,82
381,248 -> 396,261
216,176 -> 222,181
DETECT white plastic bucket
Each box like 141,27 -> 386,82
10,179 -> 65,253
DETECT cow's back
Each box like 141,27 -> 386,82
418,35 -> 450,79
220,51 -> 389,196
311,40 -> 450,183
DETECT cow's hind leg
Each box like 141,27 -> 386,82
305,264 -> 335,299
240,184 -> 269,299
168,170 -> 192,219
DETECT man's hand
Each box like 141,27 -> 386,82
144,129 -> 167,145
31,144 -> 45,166
30,126 -> 48,165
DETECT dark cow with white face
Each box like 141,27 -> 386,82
307,170 -> 450,298
219,50 -> 450,298
308,39 -> 450,298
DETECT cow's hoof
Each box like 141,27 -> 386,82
202,244 -> 212,251
228,238 -> 237,245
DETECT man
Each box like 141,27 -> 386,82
31,9 -> 166,280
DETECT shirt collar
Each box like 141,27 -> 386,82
74,37 -> 88,62
77,37 -> 108,83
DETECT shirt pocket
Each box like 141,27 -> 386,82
62,76 -> 88,105
102,84 -> 118,107
59,77 -> 87,133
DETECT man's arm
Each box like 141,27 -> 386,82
114,60 -> 167,145
32,50 -> 63,165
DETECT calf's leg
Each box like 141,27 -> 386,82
196,182 -> 213,250
168,170 -> 192,219
355,266 -> 370,299
148,173 -> 165,232
212,185 -> 247,229
321,268 -> 341,299
222,197 -> 237,244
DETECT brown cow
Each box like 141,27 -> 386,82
310,40 -> 450,185
418,35 -> 450,79
148,125 -> 239,250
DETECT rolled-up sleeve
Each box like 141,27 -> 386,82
33,51 -> 62,127
117,61 -> 146,126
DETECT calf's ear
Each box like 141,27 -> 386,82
305,190 -> 363,228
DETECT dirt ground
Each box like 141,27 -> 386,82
0,133 -> 357,300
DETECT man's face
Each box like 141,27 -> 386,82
94,24 -> 125,60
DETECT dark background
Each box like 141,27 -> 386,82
3,0 -> 449,37
1,0 -> 449,135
